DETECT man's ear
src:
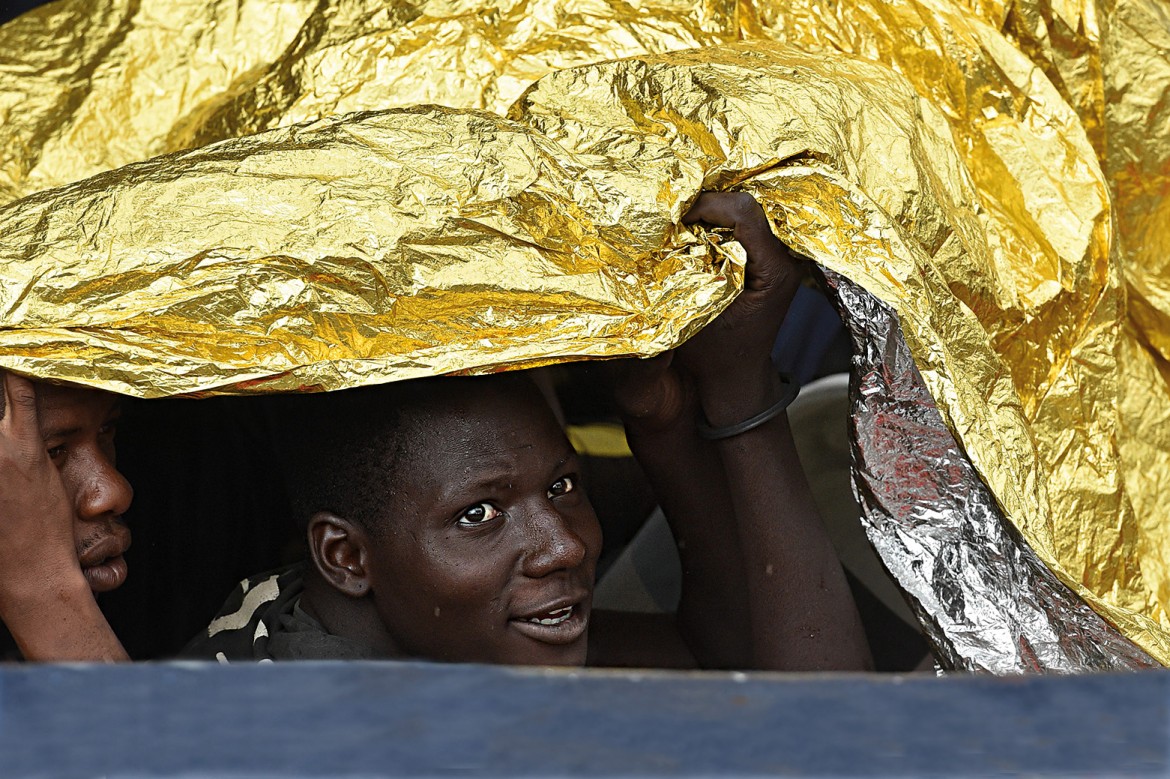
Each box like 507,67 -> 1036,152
307,511 -> 372,598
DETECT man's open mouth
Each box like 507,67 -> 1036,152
509,601 -> 589,645
525,605 -> 574,626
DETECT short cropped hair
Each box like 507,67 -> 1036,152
268,374 -> 534,536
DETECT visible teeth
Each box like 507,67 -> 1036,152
527,606 -> 573,626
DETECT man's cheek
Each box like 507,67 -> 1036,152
430,562 -> 510,615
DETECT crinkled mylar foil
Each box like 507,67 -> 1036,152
747,0 -> 1168,645
2,0 -> 1170,670
0,0 -> 743,203
512,44 -> 1170,666
826,268 -> 1155,672
0,105 -> 741,395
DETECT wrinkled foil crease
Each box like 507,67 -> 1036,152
2,0 -> 1169,668
0,0 -> 743,203
825,269 -> 1156,672
0,105 -> 740,396
746,0 -> 1170,659
513,45 -> 1170,665
747,0 -> 1165,637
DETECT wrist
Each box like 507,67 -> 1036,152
3,572 -> 127,662
696,363 -> 783,428
0,561 -> 91,629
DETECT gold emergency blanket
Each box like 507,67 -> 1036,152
1,0 -> 1169,667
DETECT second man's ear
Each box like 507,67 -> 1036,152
307,511 -> 372,598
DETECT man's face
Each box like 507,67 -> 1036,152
36,384 -> 133,593
364,382 -> 602,666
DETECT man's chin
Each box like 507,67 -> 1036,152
82,554 -> 129,594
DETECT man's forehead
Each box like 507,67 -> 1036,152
413,413 -> 578,507
34,381 -> 120,415
407,382 -> 571,466
424,395 -> 563,451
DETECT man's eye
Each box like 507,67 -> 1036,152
547,475 -> 576,498
47,444 -> 66,461
457,502 -> 503,527
99,423 -> 117,438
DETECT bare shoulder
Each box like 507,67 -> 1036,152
586,610 -> 698,670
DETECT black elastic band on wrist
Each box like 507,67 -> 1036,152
696,373 -> 800,440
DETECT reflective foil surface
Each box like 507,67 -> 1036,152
2,1 -> 1169,669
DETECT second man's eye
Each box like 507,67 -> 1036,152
47,444 -> 66,462
457,502 -> 503,527
547,475 -> 576,498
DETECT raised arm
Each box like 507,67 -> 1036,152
677,192 -> 870,670
0,373 -> 127,662
597,353 -> 753,669
598,192 -> 871,671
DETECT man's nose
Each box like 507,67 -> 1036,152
77,454 -> 134,521
521,506 -> 588,577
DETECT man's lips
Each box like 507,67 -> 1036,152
509,593 -> 591,646
78,530 -> 131,594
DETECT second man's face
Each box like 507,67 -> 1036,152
36,384 -> 134,593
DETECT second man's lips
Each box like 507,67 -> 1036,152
77,525 -> 131,570
78,525 -> 132,594
81,554 -> 128,593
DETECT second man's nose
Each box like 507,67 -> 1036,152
76,452 -> 133,521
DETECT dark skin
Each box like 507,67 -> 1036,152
304,381 -> 603,666
305,191 -> 872,671
0,374 -> 131,661
601,192 -> 872,669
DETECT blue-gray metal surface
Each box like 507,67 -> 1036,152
0,662 -> 1165,777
